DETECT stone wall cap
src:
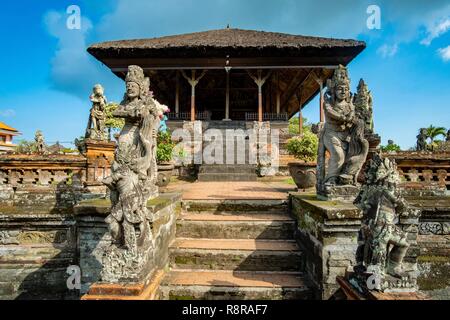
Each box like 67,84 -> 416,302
290,192 -> 362,220
74,192 -> 182,217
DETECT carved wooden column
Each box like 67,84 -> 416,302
248,69 -> 272,122
181,70 -> 207,122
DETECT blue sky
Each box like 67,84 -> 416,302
0,0 -> 449,149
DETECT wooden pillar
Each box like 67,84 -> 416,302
319,80 -> 324,123
296,91 -> 303,136
248,69 -> 272,122
276,72 -> 281,115
175,71 -> 180,115
181,70 -> 207,122
225,70 -> 230,120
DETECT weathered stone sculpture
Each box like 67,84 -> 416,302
34,130 -> 47,154
353,79 -> 374,134
416,128 -> 427,151
86,84 -> 107,140
101,65 -> 160,283
353,153 -> 419,292
446,129 -> 450,142
316,65 -> 369,199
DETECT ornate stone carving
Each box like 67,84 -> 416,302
316,65 -> 369,199
35,130 -> 47,154
86,84 -> 108,140
447,129 -> 450,142
416,128 -> 427,151
101,65 -> 160,283
353,78 -> 374,134
353,154 -> 420,292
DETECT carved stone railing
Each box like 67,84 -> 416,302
383,151 -> 450,191
0,141 -> 116,207
245,112 -> 288,121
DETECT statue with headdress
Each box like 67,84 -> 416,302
86,84 -> 108,140
316,65 -> 369,198
352,153 -> 420,292
416,128 -> 427,151
101,65 -> 160,283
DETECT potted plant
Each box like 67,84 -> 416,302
286,129 -> 318,189
156,131 -> 176,187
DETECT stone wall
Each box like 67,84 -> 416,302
74,193 -> 181,294
289,193 -> 422,299
289,193 -> 362,299
0,191 -> 181,299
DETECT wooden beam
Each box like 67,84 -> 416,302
181,70 -> 207,121
247,69 -> 272,122
280,69 -> 306,112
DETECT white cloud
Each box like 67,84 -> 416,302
44,10 -> 122,100
421,17 -> 450,46
0,109 -> 16,117
438,45 -> 450,61
377,43 -> 398,58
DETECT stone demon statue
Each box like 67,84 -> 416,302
353,153 -> 419,291
316,65 -> 369,195
101,65 -> 160,282
416,128 -> 427,151
34,130 -> 47,154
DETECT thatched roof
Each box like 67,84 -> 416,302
88,28 -> 365,60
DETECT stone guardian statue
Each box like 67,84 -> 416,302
86,84 -> 107,140
316,65 -> 369,198
101,65 -> 160,283
353,153 -> 420,291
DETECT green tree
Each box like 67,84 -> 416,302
15,139 -> 36,153
105,102 -> 125,135
289,116 -> 311,135
425,125 -> 446,145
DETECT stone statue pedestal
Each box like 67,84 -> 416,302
317,185 -> 360,202
82,139 -> 116,193
81,270 -> 165,300
335,274 -> 428,300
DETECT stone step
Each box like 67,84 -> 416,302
176,219 -> 296,240
198,173 -> 257,182
199,164 -> 256,174
182,199 -> 288,213
180,212 -> 293,221
159,270 -> 312,300
169,238 -> 302,271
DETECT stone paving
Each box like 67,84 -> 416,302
166,178 -> 296,200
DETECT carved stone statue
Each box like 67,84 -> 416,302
86,84 -> 107,140
353,153 -> 419,291
34,130 -> 47,154
101,65 -> 160,283
353,79 -> 374,134
446,129 -> 450,142
416,128 -> 427,151
316,65 -> 369,198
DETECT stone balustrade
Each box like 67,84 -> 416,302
383,151 -> 450,192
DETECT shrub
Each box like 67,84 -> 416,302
286,130 -> 318,162
156,131 -> 175,163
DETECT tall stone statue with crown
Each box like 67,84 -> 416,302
101,65 -> 160,283
316,65 -> 370,200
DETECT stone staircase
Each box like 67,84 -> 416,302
197,164 -> 257,181
158,200 -> 313,300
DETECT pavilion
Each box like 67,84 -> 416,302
88,28 -> 365,128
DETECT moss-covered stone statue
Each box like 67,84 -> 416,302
352,153 -> 420,292
101,65 -> 160,283
316,65 -> 369,199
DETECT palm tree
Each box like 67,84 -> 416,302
425,125 -> 447,145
